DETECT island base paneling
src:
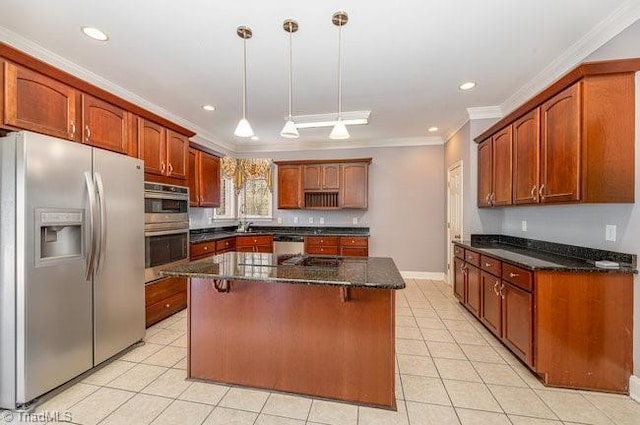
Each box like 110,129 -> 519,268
188,278 -> 396,409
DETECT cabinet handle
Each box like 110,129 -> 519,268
85,126 -> 91,142
493,281 -> 500,296
499,283 -> 505,299
161,162 -> 166,173
539,184 -> 546,200
485,262 -> 491,267
70,121 -> 76,138
461,264 -> 467,275
168,163 -> 174,175
485,193 -> 491,204
509,272 -> 519,278
490,192 -> 495,206
530,185 -> 538,200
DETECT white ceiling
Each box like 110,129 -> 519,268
0,0 -> 638,153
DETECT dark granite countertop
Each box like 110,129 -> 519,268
454,235 -> 636,273
160,252 -> 405,290
190,226 -> 370,243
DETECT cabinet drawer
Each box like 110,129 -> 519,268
502,263 -> 533,291
339,236 -> 368,247
481,255 -> 502,276
145,277 -> 187,307
236,235 -> 273,247
465,250 -> 480,266
454,245 -> 465,259
305,236 -> 339,247
341,247 -> 368,257
215,237 -> 236,252
190,241 -> 215,259
146,291 -> 187,327
306,246 -> 340,255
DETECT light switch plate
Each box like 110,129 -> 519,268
352,217 -> 358,225
521,220 -> 527,232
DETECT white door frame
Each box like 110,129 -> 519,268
446,160 -> 463,284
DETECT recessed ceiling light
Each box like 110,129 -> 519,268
459,81 -> 477,91
81,26 -> 109,41
202,105 -> 216,111
428,126 -> 439,132
251,136 -> 259,141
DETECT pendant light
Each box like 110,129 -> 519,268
330,11 -> 350,140
234,25 -> 254,138
281,19 -> 300,138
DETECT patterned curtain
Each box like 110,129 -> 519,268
220,157 -> 273,194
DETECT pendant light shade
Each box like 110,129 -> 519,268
281,19 -> 299,139
330,11 -> 350,140
234,26 -> 254,138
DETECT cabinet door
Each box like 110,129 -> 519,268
322,164 -> 340,189
187,148 -> 200,207
139,118 -> 166,176
466,265 -> 481,317
502,282 -> 533,366
341,163 -> 369,208
303,165 -> 322,190
492,127 -> 512,206
480,272 -> 502,337
198,152 -> 221,207
540,83 -> 581,203
166,130 -> 188,180
277,165 -> 303,209
81,94 -> 128,154
477,139 -> 493,207
453,258 -> 466,302
513,108 -> 540,204
4,62 -> 77,140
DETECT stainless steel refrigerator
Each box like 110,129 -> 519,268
0,131 -> 145,409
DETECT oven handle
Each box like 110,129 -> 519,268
144,191 -> 189,201
145,228 -> 190,237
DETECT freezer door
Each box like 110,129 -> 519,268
93,149 -> 145,364
19,133 -> 93,404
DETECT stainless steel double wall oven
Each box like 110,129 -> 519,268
144,183 -> 189,283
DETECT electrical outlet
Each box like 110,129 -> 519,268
208,216 -> 214,224
293,216 -> 299,224
308,217 -> 314,224
352,217 -> 358,225
277,217 -> 283,224
521,220 -> 527,232
605,224 -> 617,242
319,217 -> 325,224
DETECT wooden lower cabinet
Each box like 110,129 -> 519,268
480,271 -> 502,337
502,282 -> 533,365
466,265 -> 480,317
145,277 -> 187,327
305,236 -> 369,256
236,235 -> 273,253
453,258 -> 466,302
190,240 -> 216,260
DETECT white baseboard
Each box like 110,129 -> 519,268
630,375 -> 640,403
400,271 -> 445,281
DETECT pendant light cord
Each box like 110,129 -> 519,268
288,28 -> 293,119
242,35 -> 248,119
337,20 -> 343,120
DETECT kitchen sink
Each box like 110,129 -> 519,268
278,255 -> 342,269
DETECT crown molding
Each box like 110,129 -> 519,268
467,106 -> 503,120
444,116 -> 470,145
500,0 -> 640,115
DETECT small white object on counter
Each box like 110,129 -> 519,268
595,260 -> 619,268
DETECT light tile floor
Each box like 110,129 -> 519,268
5,279 -> 640,425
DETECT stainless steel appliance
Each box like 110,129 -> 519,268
0,131 -> 145,409
144,183 -> 189,283
273,234 -> 305,255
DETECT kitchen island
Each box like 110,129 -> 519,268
161,252 -> 405,409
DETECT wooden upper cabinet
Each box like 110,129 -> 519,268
540,83 -> 581,203
277,164 -> 303,209
341,162 -> 368,209
322,164 -> 340,190
513,108 -> 540,205
477,139 -> 493,207
198,152 -> 220,207
4,62 -> 77,140
303,164 -> 340,190
139,118 -> 165,176
492,127 -> 512,206
187,147 -> 199,207
166,130 -> 188,179
303,165 -> 322,190
81,94 -> 128,154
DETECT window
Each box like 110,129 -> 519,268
239,178 -> 272,219
214,177 -> 236,219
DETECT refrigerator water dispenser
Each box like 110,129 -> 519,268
35,208 -> 83,266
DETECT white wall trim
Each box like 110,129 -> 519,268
500,0 -> 640,116
630,375 -> 640,403
400,271 -> 445,281
467,106 -> 503,120
444,116 -> 470,144
238,136 -> 444,153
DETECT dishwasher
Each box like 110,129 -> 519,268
273,234 -> 305,255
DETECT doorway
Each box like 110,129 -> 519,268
447,161 -> 463,284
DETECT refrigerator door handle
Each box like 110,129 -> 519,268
84,171 -> 98,281
94,172 -> 107,275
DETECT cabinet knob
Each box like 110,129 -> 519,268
225,242 -> 229,246
509,272 -> 519,278
203,246 -> 208,250
351,240 -> 355,244
320,248 -> 324,252
165,304 -> 170,308
320,239 -> 324,243
485,262 -> 491,267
